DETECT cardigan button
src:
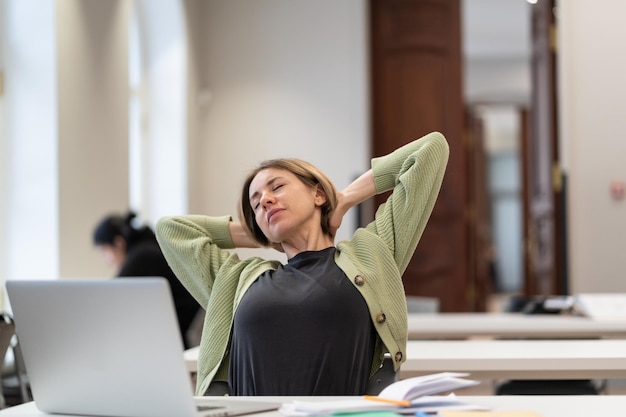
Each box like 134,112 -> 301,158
354,275 -> 365,286
376,313 -> 386,323
394,352 -> 403,362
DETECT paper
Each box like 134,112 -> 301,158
440,411 -> 543,417
280,394 -> 488,416
377,372 -> 479,401
333,412 -> 404,417
279,373 -> 483,416
574,293 -> 626,319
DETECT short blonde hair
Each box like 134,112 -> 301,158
239,159 -> 338,246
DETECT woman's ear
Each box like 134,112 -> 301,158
314,185 -> 327,206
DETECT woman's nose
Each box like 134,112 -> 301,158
260,192 -> 275,208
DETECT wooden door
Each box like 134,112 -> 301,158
465,107 -> 492,311
523,0 -> 564,296
369,0 -> 474,311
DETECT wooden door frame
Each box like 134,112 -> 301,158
523,0 -> 564,297
369,0 -> 471,311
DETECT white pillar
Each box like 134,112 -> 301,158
57,0 -> 130,277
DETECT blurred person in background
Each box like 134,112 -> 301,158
93,211 -> 202,348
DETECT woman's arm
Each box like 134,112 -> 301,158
156,215 -> 238,306
367,131 -> 449,273
229,220 -> 284,252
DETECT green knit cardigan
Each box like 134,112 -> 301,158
156,131 -> 449,395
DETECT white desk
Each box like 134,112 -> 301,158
184,339 -> 626,381
184,313 -> 626,374
401,338 -> 626,380
407,312 -> 626,339
184,345 -> 200,372
3,396 -> 626,417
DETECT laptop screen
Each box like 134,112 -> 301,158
7,278 -> 204,417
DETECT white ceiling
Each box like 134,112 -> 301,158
462,0 -> 532,60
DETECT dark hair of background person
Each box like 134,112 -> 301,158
93,211 -> 201,348
93,211 -> 155,249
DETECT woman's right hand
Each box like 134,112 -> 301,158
330,169 -> 376,239
329,192 -> 346,238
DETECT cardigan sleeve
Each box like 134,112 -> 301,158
368,131 -> 449,274
155,215 -> 239,308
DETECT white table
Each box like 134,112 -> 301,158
184,339 -> 626,381
184,345 -> 200,372
407,312 -> 626,339
401,338 -> 626,380
2,396 -> 626,417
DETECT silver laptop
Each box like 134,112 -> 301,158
6,278 -> 280,417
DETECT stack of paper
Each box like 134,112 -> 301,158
280,373 -> 487,416
573,293 -> 626,319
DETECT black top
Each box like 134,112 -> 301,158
229,247 -> 375,395
119,237 -> 201,348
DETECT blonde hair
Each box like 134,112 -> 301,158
239,159 -> 338,246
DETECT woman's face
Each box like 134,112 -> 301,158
249,167 -> 324,243
96,236 -> 127,270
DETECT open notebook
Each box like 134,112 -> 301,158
6,278 -> 279,417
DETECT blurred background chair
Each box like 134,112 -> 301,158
0,314 -> 31,408
363,296 -> 440,395
0,314 -> 16,408
406,296 -> 439,314
365,354 -> 397,395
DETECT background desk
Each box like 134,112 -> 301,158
184,346 -> 199,373
184,339 -> 626,381
401,339 -> 626,380
3,396 -> 626,417
407,312 -> 626,339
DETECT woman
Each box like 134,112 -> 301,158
156,131 -> 449,396
93,211 -> 201,348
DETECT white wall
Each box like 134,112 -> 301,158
190,0 -> 369,259
464,58 -> 530,106
0,0 -> 368,287
559,0 -> 626,293
4,0 -> 626,298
